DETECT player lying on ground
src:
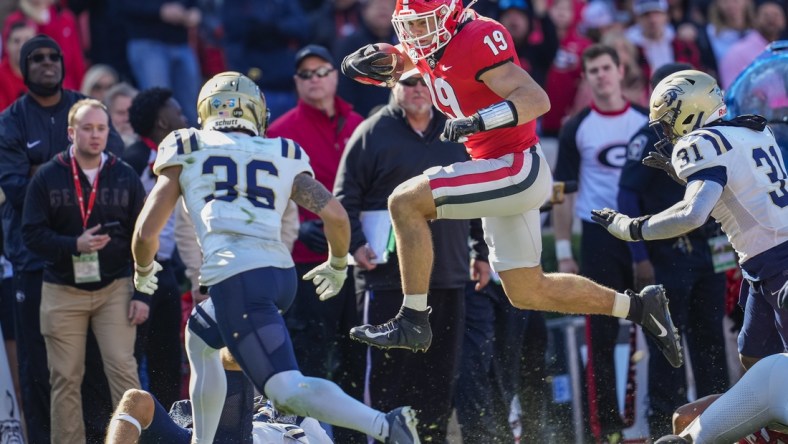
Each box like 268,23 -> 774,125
655,353 -> 788,444
105,299 -> 333,444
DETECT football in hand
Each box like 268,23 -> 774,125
369,43 -> 405,87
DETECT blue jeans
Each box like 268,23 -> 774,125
127,39 -> 200,125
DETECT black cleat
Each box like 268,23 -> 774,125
632,285 -> 684,368
349,306 -> 432,352
385,406 -> 421,444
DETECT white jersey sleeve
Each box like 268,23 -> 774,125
671,128 -> 732,185
153,128 -> 199,174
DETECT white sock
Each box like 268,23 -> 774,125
373,412 -> 389,441
265,370 -> 389,441
611,292 -> 630,318
185,327 -> 226,443
109,413 -> 142,436
403,294 -> 428,311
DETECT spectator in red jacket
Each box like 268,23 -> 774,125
0,19 -> 35,111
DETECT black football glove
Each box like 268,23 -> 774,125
590,208 -> 651,242
341,44 -> 396,86
441,115 -> 482,143
642,150 -> 684,185
298,220 -> 328,253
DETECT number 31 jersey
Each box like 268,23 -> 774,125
154,128 -> 313,285
671,125 -> 788,262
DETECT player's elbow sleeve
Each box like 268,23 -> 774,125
674,203 -> 708,233
687,210 -> 708,230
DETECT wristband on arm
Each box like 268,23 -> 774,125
555,239 -> 573,261
329,255 -> 348,270
135,261 -> 155,274
629,216 -> 652,241
476,100 -> 519,131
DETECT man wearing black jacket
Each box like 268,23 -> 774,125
0,35 -> 125,443
22,99 -> 146,443
334,70 -> 489,443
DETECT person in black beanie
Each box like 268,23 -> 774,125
0,34 -> 126,443
18,34 -> 66,98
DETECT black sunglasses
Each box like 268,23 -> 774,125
28,53 -> 62,63
399,77 -> 426,87
296,67 -> 335,80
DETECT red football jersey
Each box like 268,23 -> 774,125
414,16 -> 539,160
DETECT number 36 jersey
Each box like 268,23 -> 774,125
671,125 -> 788,262
154,128 -> 313,286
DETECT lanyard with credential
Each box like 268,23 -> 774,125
70,154 -> 100,230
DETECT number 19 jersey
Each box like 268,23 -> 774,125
672,125 -> 788,262
154,128 -> 313,286
414,16 -> 539,160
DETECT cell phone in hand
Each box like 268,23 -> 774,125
98,221 -> 121,234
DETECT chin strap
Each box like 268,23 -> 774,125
460,0 -> 479,21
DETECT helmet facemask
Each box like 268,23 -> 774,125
392,2 -> 457,60
649,111 -> 680,157
197,72 -> 268,136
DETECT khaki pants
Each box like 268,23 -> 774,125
41,277 -> 140,443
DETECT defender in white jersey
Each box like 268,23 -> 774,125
592,70 -> 788,369
128,72 -> 420,444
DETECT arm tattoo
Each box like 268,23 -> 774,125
291,173 -> 333,214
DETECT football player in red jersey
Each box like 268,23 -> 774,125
340,0 -> 684,371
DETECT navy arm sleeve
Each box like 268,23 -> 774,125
687,166 -> 728,188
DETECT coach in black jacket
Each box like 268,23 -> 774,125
334,71 -> 488,443
21,99 -> 146,442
